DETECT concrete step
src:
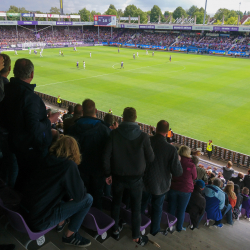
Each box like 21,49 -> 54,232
103,237 -> 129,250
147,233 -> 175,250
154,232 -> 189,250
118,236 -> 146,249
39,242 -> 60,250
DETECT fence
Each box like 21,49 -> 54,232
35,91 -> 250,169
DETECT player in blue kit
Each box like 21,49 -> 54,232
169,55 -> 171,62
121,61 -> 124,69
76,61 -> 79,68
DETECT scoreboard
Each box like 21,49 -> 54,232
94,15 -> 116,27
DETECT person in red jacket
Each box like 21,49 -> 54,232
169,145 -> 197,232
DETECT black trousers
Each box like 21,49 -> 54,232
81,172 -> 105,210
111,177 -> 143,239
207,150 -> 212,159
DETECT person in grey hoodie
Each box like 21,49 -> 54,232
103,107 -> 154,246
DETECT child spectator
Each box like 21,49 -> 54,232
242,187 -> 250,219
224,181 -> 237,210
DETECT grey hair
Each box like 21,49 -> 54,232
13,58 -> 34,80
213,178 -> 222,187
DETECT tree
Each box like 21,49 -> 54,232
193,11 -> 204,24
225,16 -> 239,25
186,5 -> 199,16
105,8 -> 117,16
108,4 -> 117,11
124,4 -> 138,17
117,9 -> 124,17
173,6 -> 187,19
49,7 -> 60,14
164,11 -> 171,17
78,8 -> 91,21
7,5 -> 19,13
214,8 -> 237,22
150,5 -> 163,23
244,20 -> 250,25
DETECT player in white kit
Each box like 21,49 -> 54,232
59,50 -> 61,55
15,51 -> 18,55
83,61 -> 85,69
137,52 -> 139,57
40,51 -> 43,57
90,52 -> 91,58
146,50 -> 148,55
29,49 -> 31,54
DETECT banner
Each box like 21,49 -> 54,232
239,26 -> 250,32
173,26 -> 192,30
120,24 -> 139,28
48,14 -> 60,18
18,21 -> 38,25
0,13 -> 6,17
35,14 -> 47,18
169,47 -> 187,51
139,25 -> 155,29
70,15 -> 81,19
38,21 -> 56,25
192,26 -> 213,31
206,33 -> 219,37
213,26 -> 239,32
56,21 -> 73,25
155,25 -> 173,30
7,13 -> 21,17
0,21 -> 17,25
60,15 -> 70,18
73,22 -> 94,25
21,13 -> 34,17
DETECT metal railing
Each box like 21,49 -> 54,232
35,91 -> 250,169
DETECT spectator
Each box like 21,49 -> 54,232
104,113 -> 119,130
0,58 -> 59,189
207,172 -> 216,185
67,99 -> 110,209
51,129 -> 60,146
141,120 -> 182,236
230,173 -> 244,190
0,54 -> 11,84
57,95 -> 62,108
224,181 -> 237,210
233,184 -> 243,219
212,167 -> 218,176
169,145 -> 197,232
242,187 -> 250,219
166,128 -> 174,143
103,107 -> 154,245
63,105 -> 74,121
63,104 -> 83,135
192,158 -> 208,184
186,180 -> 206,229
204,178 -> 225,227
243,168 -> 250,190
0,55 -> 4,101
21,136 -> 93,247
223,161 -> 234,183
206,140 -> 213,160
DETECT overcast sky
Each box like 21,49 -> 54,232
0,0 -> 249,15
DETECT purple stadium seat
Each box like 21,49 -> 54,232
120,207 -> 151,235
0,199 -> 56,248
82,207 -> 115,240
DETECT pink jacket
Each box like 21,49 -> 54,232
171,156 -> 197,193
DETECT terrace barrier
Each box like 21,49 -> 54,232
35,91 -> 250,169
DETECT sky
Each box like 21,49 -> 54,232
0,0 -> 249,15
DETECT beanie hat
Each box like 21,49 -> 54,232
195,180 -> 205,189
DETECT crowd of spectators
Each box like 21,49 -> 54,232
1,53 -> 250,248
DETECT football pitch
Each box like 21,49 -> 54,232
5,46 -> 250,155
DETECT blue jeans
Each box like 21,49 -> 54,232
141,191 -> 165,236
222,204 -> 233,225
168,189 -> 191,231
32,194 -> 93,232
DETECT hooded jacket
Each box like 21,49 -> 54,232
103,122 -> 154,178
0,77 -> 52,156
243,175 -> 250,190
223,167 -> 234,182
170,156 -> 197,193
143,134 -> 183,195
186,185 -> 206,228
204,185 -> 225,221
234,184 -> 243,210
230,176 -> 244,190
21,155 -> 86,229
67,116 -> 110,176
242,193 -> 250,218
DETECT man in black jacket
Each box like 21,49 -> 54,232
186,180 -> 206,229
0,59 -> 59,188
141,120 -> 183,236
243,169 -> 250,190
0,55 -> 4,101
103,107 -> 154,246
230,173 -> 244,190
67,99 -> 110,209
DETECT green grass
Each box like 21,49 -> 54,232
5,47 -> 250,154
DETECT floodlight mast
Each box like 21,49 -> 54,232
203,0 -> 208,25
59,0 -> 64,15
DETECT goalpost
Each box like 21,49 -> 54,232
22,42 -> 46,50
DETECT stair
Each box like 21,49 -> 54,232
39,242 -> 60,250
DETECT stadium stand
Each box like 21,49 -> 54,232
1,34 -> 250,249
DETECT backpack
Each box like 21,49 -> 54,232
0,178 -> 21,211
232,208 -> 240,220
